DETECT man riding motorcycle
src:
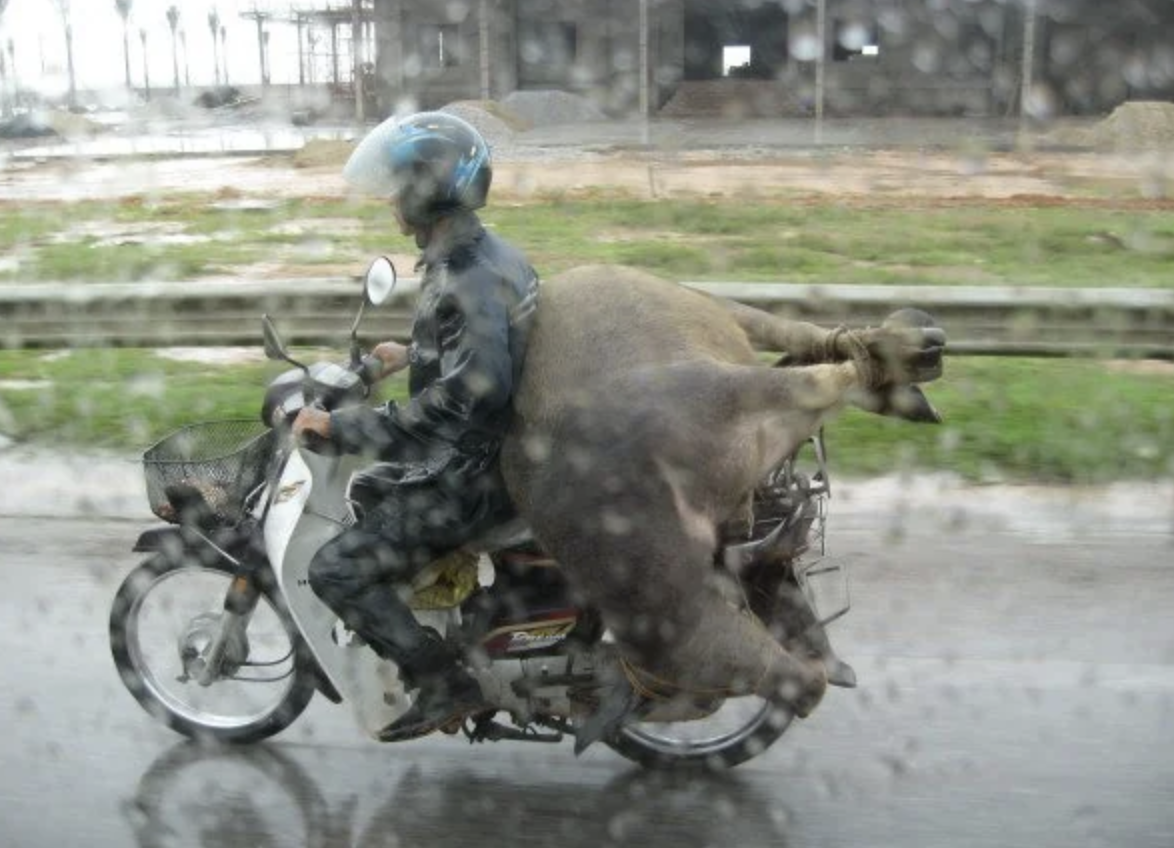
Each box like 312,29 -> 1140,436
292,111 -> 540,742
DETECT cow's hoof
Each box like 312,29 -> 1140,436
770,659 -> 827,718
826,658 -> 858,689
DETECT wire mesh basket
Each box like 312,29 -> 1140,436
142,420 -> 277,525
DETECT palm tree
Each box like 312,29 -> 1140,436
6,39 -> 16,108
220,25 -> 229,85
0,0 -> 10,117
139,27 -> 150,101
179,30 -> 190,88
115,0 -> 132,90
207,9 -> 220,86
166,5 -> 180,95
53,0 -> 77,109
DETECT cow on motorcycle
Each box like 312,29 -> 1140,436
108,113 -> 945,768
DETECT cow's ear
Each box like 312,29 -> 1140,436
860,384 -> 943,424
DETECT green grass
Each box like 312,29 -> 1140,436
828,357 -> 1174,483
0,348 -> 407,451
2,195 -> 1173,287
1,350 -> 1170,482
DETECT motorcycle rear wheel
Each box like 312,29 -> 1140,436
606,696 -> 794,770
109,554 -> 318,743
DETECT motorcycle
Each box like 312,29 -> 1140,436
108,257 -> 852,769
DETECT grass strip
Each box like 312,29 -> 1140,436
1,350 -> 1169,483
1,195 -> 1172,287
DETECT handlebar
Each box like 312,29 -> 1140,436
357,353 -> 384,386
263,350 -> 385,438
293,398 -> 339,455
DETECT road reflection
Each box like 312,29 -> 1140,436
125,741 -> 793,848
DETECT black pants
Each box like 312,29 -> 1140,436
307,465 -> 512,683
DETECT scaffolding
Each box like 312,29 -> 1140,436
233,2 -> 376,117
285,2 -> 375,91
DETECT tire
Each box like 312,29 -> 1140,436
605,695 -> 794,770
109,554 -> 318,744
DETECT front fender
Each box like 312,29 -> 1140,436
132,524 -> 254,567
132,526 -> 186,554
131,524 -> 344,704
132,521 -> 179,554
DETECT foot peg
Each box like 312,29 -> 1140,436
574,674 -> 643,756
467,716 -> 563,744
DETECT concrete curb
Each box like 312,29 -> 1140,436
2,446 -> 1170,539
2,279 -> 1173,356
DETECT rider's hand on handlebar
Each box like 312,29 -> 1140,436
372,341 -> 411,378
292,408 -> 332,445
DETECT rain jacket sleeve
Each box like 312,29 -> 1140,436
327,264 -> 516,463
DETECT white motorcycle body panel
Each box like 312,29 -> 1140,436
264,448 -> 410,737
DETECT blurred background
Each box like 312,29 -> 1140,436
0,2 -> 1171,848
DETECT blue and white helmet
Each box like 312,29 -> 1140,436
343,111 -> 493,227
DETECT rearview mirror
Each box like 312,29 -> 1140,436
261,314 -> 288,362
262,314 -> 307,371
364,256 -> 397,306
350,257 -> 399,365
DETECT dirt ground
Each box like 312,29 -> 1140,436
1,145 -> 1170,205
2,141 -> 1170,289
489,150 -> 1173,204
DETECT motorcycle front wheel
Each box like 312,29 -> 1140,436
606,695 -> 794,770
109,554 -> 318,743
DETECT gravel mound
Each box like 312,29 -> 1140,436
293,138 -> 355,168
660,80 -> 810,118
1050,101 -> 1174,151
439,101 -> 521,153
501,90 -> 607,125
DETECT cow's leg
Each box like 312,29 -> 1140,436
544,494 -> 828,716
516,405 -> 829,718
733,360 -> 862,412
710,361 -> 863,481
717,297 -> 841,363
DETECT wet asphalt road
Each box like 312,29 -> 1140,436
1,498 -> 1172,848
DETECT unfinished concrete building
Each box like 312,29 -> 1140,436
340,1 -> 1174,119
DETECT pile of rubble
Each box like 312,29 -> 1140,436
501,90 -> 607,125
440,101 -> 524,152
659,80 -> 810,119
1050,101 -> 1174,151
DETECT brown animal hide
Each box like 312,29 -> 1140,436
500,266 -> 889,715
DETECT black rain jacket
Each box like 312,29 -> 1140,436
329,211 -> 539,502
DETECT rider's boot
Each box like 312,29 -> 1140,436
378,636 -> 486,743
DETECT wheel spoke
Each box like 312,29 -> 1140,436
122,566 -> 299,731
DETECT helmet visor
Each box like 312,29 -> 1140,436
342,116 -> 409,197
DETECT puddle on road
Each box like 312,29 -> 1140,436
0,157 -> 346,202
12,127 -> 356,161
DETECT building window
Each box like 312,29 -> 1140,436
421,24 -> 461,68
833,19 -> 880,61
519,21 -> 578,68
722,45 -> 752,77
